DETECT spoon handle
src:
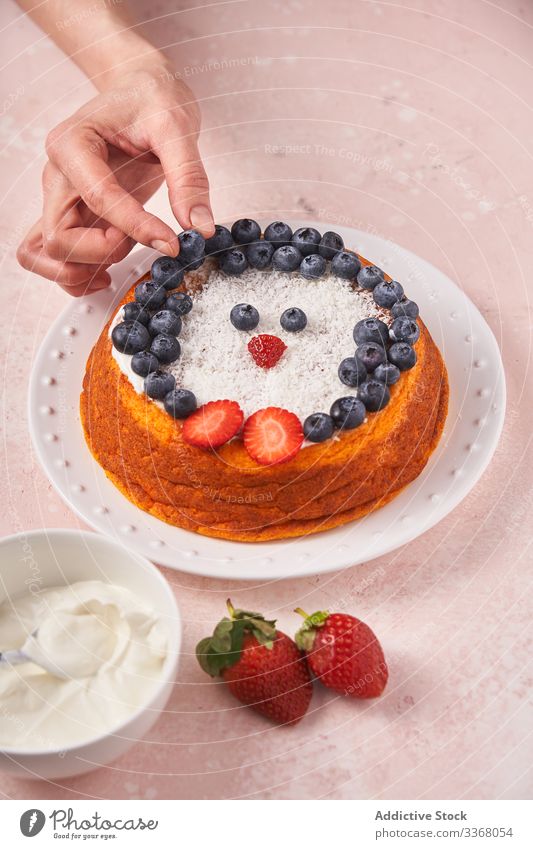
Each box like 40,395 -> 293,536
0,649 -> 28,666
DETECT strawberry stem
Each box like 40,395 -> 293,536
294,607 -> 309,619
226,598 -> 236,619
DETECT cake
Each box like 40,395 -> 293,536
81,220 -> 448,542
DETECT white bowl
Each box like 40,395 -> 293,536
0,529 -> 181,779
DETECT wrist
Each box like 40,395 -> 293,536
19,1 -> 175,94
88,34 -> 172,92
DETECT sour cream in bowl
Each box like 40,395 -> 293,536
0,530 -> 180,779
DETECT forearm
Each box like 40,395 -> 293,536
16,0 -> 170,90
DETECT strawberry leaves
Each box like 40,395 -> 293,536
196,599 -> 277,677
294,607 -> 330,652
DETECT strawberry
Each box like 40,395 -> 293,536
248,334 -> 287,368
243,407 -> 303,465
197,600 -> 313,725
182,400 -> 243,448
295,609 -> 388,698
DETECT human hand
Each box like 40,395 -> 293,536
17,69 -> 214,296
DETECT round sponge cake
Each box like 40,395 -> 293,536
81,250 -> 448,542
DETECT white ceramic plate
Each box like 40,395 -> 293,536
28,223 -> 505,581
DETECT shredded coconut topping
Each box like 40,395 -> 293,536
110,266 -> 390,422
165,267 -> 387,420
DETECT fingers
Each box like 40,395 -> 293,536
17,220 -> 112,297
152,125 -> 215,238
46,123 -> 179,255
44,225 -> 134,265
42,163 -> 134,265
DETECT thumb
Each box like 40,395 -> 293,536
155,130 -> 214,238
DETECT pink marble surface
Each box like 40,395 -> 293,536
1,0 -> 532,800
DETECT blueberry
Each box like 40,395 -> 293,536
181,256 -> 205,272
318,231 -> 344,260
357,265 -> 384,290
280,307 -> 307,332
390,316 -> 420,345
151,256 -> 184,290
131,350 -> 160,377
247,240 -> 274,270
331,250 -> 362,280
391,298 -> 419,319
166,292 -> 193,316
111,321 -> 150,355
230,303 -> 260,331
353,317 -> 389,346
338,357 -> 367,387
123,302 -> 150,325
373,279 -> 404,308
374,362 -> 401,385
164,388 -> 197,419
148,309 -> 182,337
272,244 -> 302,272
388,342 -> 417,371
292,227 -> 321,256
144,370 -> 176,400
358,379 -> 390,412
219,248 -> 249,275
355,342 -> 387,372
263,221 -> 293,245
150,333 -> 181,364
330,396 -> 366,430
134,280 -> 167,310
300,254 -> 327,279
303,412 -> 334,443
205,225 -> 233,256
231,218 -> 261,245
178,229 -> 205,264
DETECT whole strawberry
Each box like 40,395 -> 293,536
294,609 -> 388,698
197,600 -> 313,725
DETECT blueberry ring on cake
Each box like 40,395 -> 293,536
81,220 -> 448,542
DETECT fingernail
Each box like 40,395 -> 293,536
151,239 -> 174,254
190,206 -> 214,234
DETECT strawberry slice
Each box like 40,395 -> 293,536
183,400 -> 244,448
243,407 -> 304,466
248,334 -> 287,368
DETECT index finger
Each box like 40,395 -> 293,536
42,162 -> 134,264
47,126 -> 179,256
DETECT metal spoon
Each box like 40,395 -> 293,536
0,631 -> 70,679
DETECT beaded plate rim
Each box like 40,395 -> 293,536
28,222 -> 506,582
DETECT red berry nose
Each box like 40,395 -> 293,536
248,334 -> 287,369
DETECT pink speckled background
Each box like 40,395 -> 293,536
1,0 -> 532,800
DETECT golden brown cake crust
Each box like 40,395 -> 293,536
80,268 -> 448,542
